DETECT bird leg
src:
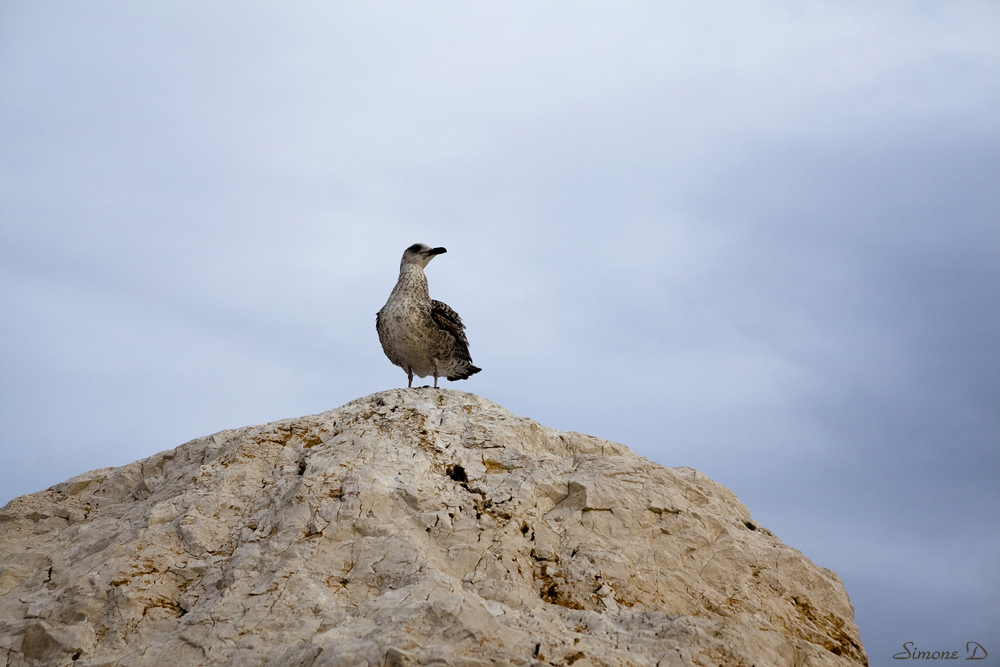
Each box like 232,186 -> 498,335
407,368 -> 413,388
434,375 -> 439,389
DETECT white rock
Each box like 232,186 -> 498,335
0,389 -> 866,667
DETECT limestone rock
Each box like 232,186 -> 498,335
0,390 -> 866,667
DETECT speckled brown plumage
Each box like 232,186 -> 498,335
376,244 -> 481,388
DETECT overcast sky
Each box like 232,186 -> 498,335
2,2 -> 998,661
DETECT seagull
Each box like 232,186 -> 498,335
376,243 -> 482,388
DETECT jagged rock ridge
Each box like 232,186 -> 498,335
0,389 -> 866,667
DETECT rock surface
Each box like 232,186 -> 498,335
0,390 -> 866,667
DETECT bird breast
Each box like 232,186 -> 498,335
378,297 -> 438,365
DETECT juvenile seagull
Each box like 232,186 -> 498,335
376,243 -> 482,388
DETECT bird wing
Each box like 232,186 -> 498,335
430,299 -> 472,357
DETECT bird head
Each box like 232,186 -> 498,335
401,243 -> 447,270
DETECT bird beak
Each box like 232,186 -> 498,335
429,247 -> 447,256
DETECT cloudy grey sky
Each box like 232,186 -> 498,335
2,1 -> 998,661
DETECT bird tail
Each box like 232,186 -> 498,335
447,365 -> 482,381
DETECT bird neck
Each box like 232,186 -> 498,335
392,265 -> 429,299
